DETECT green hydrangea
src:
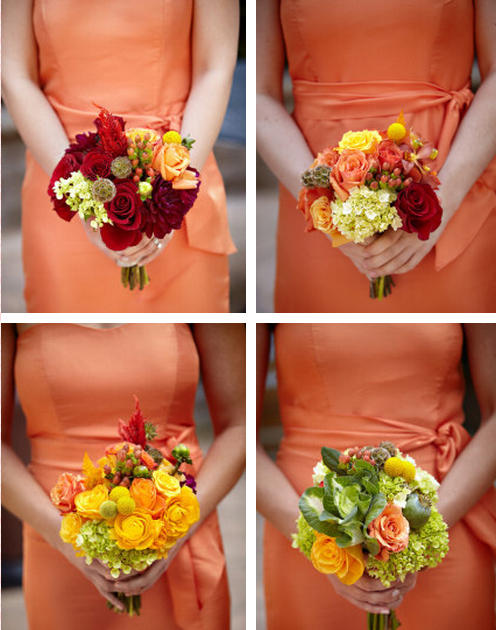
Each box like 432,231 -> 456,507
53,171 -> 110,227
366,507 -> 449,586
292,513 -> 316,559
378,472 -> 411,505
331,187 -> 401,242
75,520 -> 159,579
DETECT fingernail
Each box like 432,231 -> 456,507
392,590 -> 400,597
369,271 -> 377,278
381,609 -> 390,615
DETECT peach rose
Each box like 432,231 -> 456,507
377,139 -> 404,171
152,143 -> 190,182
315,147 -> 339,169
368,503 -> 410,562
309,197 -> 350,247
334,150 -> 371,192
130,478 -> 167,518
311,533 -> 364,585
50,473 -> 86,514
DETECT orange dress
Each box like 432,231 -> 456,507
275,0 -> 496,312
22,0 -> 236,313
264,324 -> 496,629
15,324 -> 229,630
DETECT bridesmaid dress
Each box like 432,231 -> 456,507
22,0 -> 236,313
274,0 -> 496,312
15,324 -> 229,630
264,324 -> 496,629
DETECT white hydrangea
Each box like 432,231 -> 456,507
331,186 -> 401,242
312,461 -> 330,486
53,171 -> 110,227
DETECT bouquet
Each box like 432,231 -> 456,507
293,442 -> 449,629
50,397 -> 200,616
298,113 -> 443,299
48,107 -> 201,290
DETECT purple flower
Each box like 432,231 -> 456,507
141,171 -> 200,239
66,132 -> 99,154
180,474 -> 197,494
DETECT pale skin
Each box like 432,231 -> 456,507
2,0 -> 238,268
2,323 -> 246,611
256,323 -> 496,614
256,0 -> 496,281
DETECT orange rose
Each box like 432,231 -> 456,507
309,197 -> 350,247
111,509 -> 162,550
50,473 -> 86,514
368,503 -> 410,562
315,147 -> 339,169
130,478 -> 167,518
162,486 -> 200,540
334,150 -> 371,192
311,533 -> 364,585
152,143 -> 190,182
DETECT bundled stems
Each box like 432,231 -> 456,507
107,593 -> 142,616
369,275 -> 395,300
367,611 -> 401,630
121,265 -> 149,290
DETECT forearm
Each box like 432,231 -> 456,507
180,67 -> 235,172
256,442 -> 300,540
257,93 -> 314,199
1,442 -> 63,550
193,423 -> 245,526
437,415 -> 496,528
2,78 -> 69,176
437,71 -> 496,221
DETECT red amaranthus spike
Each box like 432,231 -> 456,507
93,105 -> 128,158
118,396 -> 147,448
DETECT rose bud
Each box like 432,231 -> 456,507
120,477 -> 130,488
393,168 -> 401,177
370,181 -> 379,190
113,473 -> 122,485
382,161 -> 391,172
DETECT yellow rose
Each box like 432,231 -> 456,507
125,128 -> 160,145
338,130 -> 382,154
311,533 -> 364,585
162,486 -> 200,539
111,509 -> 162,550
60,512 -> 84,545
153,470 -> 181,498
74,484 -> 109,519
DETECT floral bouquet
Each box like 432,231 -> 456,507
298,113 -> 443,299
293,442 -> 449,629
48,107 -> 201,290
50,397 -> 200,616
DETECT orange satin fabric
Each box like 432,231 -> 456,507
274,0 -> 496,312
15,324 -> 229,630
264,323 -> 496,629
22,0 -> 235,313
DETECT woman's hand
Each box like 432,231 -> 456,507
335,236 -> 379,280
328,572 -> 418,615
359,228 -> 443,278
83,221 -> 173,267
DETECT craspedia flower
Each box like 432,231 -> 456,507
387,122 -> 407,142
111,156 -> 133,179
109,486 -> 130,502
99,500 -> 118,520
117,496 -> 136,515
92,178 -> 117,203
163,131 -> 182,145
384,457 -> 416,483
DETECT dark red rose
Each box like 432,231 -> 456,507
377,140 -> 404,171
140,171 -> 200,239
106,179 -> 143,230
100,223 -> 143,251
53,198 -> 77,222
80,150 -> 113,181
395,182 -> 443,240
48,153 -> 83,200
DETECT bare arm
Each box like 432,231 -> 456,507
180,0 -> 239,171
437,323 -> 496,528
255,324 -> 410,614
256,0 -> 314,199
2,0 -> 69,175
1,324 -> 126,610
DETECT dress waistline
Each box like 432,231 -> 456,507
278,414 -> 470,481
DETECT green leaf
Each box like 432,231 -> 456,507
362,477 -> 379,495
363,529 -> 381,556
339,520 -> 365,546
353,459 -> 376,474
337,484 -> 360,518
181,135 -> 196,150
364,492 -> 387,527
321,447 -> 342,473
